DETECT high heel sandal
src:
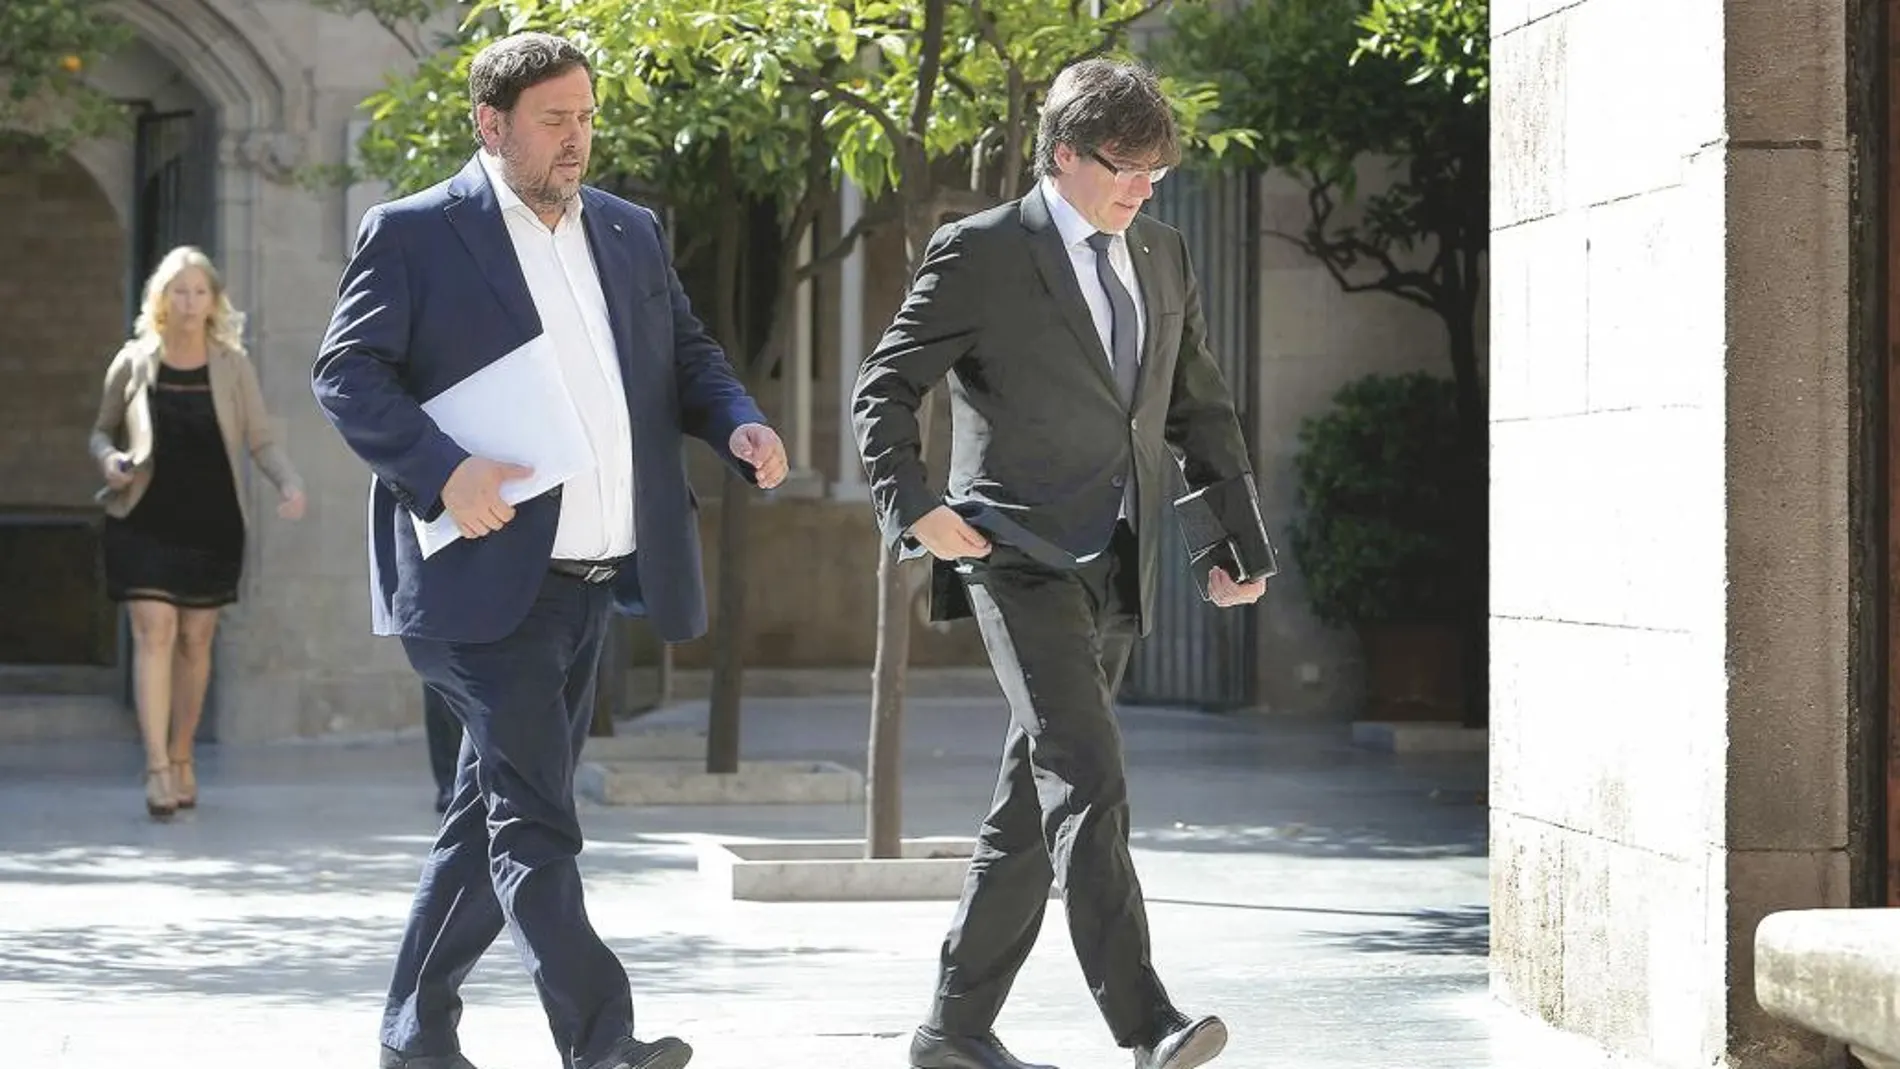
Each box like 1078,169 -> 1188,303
173,757 -> 197,809
146,764 -> 176,820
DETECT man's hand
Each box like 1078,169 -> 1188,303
730,423 -> 789,490
441,456 -> 534,539
277,487 -> 307,522
1208,567 -> 1268,608
99,452 -> 133,491
907,505 -> 992,561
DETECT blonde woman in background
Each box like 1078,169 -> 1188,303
90,246 -> 306,820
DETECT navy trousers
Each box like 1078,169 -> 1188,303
382,571 -> 632,1068
422,683 -> 463,800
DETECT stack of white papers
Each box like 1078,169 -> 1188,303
410,335 -> 594,558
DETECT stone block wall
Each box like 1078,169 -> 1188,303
1489,1 -> 1853,1066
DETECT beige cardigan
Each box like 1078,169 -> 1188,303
89,337 -> 304,527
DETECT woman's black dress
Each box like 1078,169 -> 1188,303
101,363 -> 246,607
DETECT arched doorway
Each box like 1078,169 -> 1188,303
0,142 -> 129,681
0,32 -> 218,701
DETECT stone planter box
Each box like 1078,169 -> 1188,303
1756,908 -> 1900,1069
576,759 -> 862,806
582,728 -> 706,762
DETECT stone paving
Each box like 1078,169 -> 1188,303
0,693 -> 1619,1068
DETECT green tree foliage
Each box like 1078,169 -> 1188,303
1155,0 -> 1486,431
0,0 -> 133,149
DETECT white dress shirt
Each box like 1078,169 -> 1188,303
1042,178 -> 1144,526
1040,177 -> 1146,370
478,150 -> 636,559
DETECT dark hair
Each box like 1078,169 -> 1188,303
468,32 -> 592,123
1032,58 -> 1180,179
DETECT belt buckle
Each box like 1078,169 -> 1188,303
584,563 -> 611,584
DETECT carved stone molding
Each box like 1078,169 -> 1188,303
224,127 -> 305,183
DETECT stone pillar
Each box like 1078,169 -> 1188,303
190,2 -> 434,742
1490,1 -> 1853,1066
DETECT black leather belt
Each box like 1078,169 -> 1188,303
549,557 -> 628,584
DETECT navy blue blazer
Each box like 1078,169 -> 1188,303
312,155 -> 764,645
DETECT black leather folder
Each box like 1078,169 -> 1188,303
1173,473 -> 1279,601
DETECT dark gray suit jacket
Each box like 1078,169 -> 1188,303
851,185 -> 1254,636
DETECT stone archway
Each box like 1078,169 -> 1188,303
111,0 -> 312,322
0,0 -> 305,684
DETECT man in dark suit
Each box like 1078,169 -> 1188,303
312,32 -> 786,1069
853,59 -> 1265,1069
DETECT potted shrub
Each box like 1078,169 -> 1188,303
1289,371 -> 1482,722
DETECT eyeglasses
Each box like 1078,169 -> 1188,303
1088,149 -> 1170,184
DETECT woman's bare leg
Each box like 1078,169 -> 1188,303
126,599 -> 180,814
169,607 -> 220,804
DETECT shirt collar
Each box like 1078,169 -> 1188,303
478,149 -> 583,227
1040,177 -> 1113,249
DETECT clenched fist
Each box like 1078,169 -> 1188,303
730,423 -> 788,489
441,456 -> 534,539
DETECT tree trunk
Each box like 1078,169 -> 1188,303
705,464 -> 753,774
702,143 -> 750,773
865,539 -> 913,858
865,204 -> 952,860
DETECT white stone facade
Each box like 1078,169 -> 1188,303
1489,1 -> 1857,1065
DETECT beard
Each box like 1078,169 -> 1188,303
499,131 -> 584,214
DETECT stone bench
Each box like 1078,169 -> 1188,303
1756,908 -> 1900,1068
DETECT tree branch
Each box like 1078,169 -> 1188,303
1295,180 -> 1441,309
798,74 -> 909,159
969,0 -> 1025,84
673,231 -> 713,273
797,200 -> 900,283
782,104 -> 830,249
911,0 -> 948,143
1264,227 -> 1437,313
970,0 -> 1029,202
1069,0 -> 1171,64
942,67 -> 979,101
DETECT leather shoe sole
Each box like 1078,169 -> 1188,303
590,1036 -> 693,1069
1149,1017 -> 1227,1069
910,1027 -> 1056,1069
379,1050 -> 478,1069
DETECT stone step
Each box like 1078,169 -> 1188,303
0,692 -> 136,744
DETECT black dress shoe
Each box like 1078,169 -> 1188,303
379,1048 -> 478,1069
910,1026 -> 1058,1069
583,1035 -> 693,1069
1132,1013 -> 1227,1069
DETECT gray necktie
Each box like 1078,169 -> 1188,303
1085,230 -> 1140,407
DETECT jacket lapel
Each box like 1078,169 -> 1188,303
1020,188 -> 1119,398
443,154 -> 541,342
580,188 -> 636,378
1127,219 -> 1170,408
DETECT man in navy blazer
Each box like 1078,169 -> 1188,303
312,32 -> 785,1069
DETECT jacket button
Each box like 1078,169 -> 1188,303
1111,475 -> 1127,488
